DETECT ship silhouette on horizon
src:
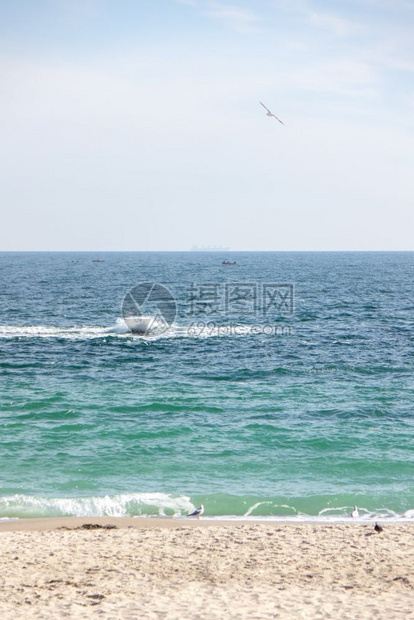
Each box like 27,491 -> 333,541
190,245 -> 230,251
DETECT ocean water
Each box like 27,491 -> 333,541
0,251 -> 413,521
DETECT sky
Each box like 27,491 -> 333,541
0,0 -> 413,251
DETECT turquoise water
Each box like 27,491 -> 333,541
0,252 -> 413,520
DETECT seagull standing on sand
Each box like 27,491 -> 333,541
374,522 -> 383,533
351,506 -> 359,519
188,505 -> 204,519
259,101 -> 285,126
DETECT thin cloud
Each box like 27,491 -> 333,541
176,0 -> 262,32
207,3 -> 259,23
310,12 -> 362,37
384,59 -> 414,73
348,0 -> 414,10
279,58 -> 380,99
176,0 -> 199,6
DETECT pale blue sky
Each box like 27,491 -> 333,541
1,0 -> 413,250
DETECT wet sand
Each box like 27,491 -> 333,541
0,518 -> 413,618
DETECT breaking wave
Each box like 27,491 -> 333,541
0,493 -> 413,521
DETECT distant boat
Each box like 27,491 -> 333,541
126,315 -> 164,335
92,259 -> 105,263
191,245 -> 230,252
222,260 -> 237,266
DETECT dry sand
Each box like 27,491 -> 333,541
0,517 -> 413,619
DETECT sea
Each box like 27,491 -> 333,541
0,251 -> 413,521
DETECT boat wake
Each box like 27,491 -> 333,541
0,319 -> 289,341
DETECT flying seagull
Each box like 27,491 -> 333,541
374,522 -> 383,534
259,101 -> 285,126
188,505 -> 204,519
351,506 -> 359,519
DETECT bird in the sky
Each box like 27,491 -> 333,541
188,505 -> 204,519
259,101 -> 285,125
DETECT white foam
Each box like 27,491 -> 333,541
0,319 -> 137,340
402,509 -> 414,518
1,494 -> 412,522
0,321 -> 290,341
244,501 -> 273,517
243,501 -> 299,517
105,317 -> 131,335
0,324 -> 113,340
0,493 -> 194,519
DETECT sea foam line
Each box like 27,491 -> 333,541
0,493 -> 413,522
0,493 -> 194,519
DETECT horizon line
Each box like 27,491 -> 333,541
1,249 -> 413,254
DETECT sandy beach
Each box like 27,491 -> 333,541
0,518 -> 413,619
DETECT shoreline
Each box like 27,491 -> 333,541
1,515 -> 414,532
0,516 -> 271,532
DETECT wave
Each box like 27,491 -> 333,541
0,493 -> 413,521
0,493 -> 194,519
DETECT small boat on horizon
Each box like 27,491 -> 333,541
92,259 -> 105,263
222,260 -> 237,266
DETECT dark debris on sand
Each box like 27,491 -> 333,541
77,523 -> 118,530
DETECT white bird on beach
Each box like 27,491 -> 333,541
188,505 -> 204,519
259,101 -> 285,126
351,506 -> 359,519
